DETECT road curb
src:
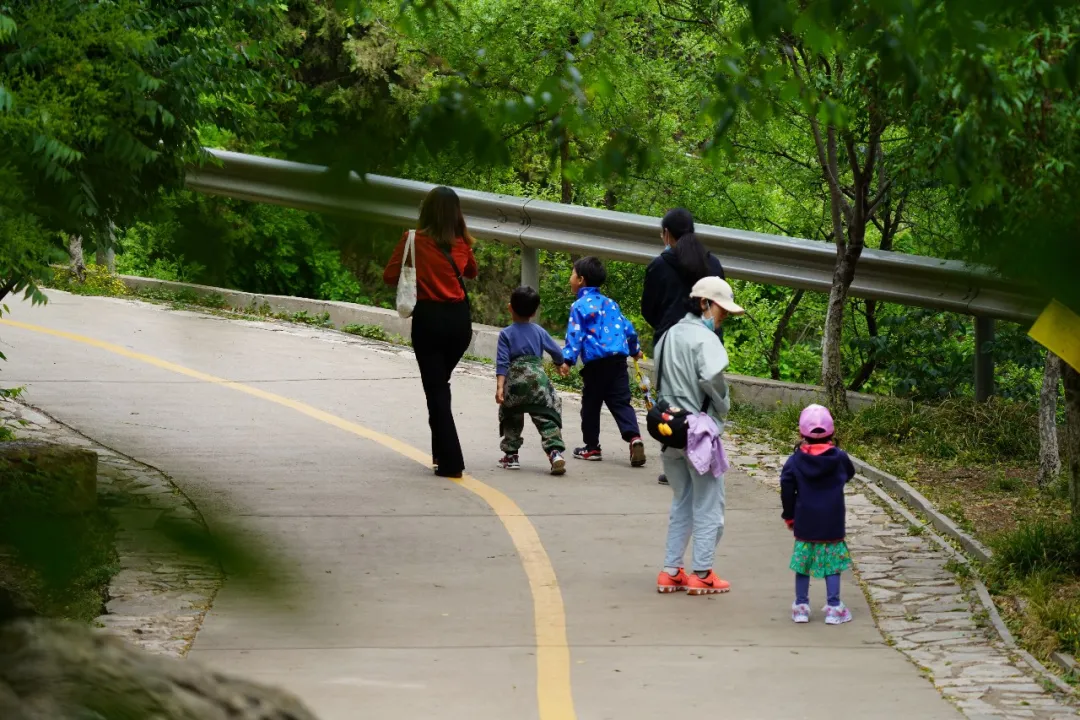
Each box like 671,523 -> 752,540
849,457 -> 994,563
854,466 -> 1077,695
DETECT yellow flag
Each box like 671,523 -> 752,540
1028,299 -> 1080,373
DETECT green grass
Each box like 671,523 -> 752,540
463,353 -> 493,365
989,519 -> 1080,580
287,310 -> 333,328
341,323 -> 393,342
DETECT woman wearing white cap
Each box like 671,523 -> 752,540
653,276 -> 744,595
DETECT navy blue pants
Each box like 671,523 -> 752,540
580,355 -> 640,449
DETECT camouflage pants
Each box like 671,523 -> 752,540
499,355 -> 565,454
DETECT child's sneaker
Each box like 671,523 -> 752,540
629,437 -> 647,467
791,602 -> 811,623
498,454 -> 521,470
573,446 -> 603,461
824,602 -> 852,625
657,568 -> 689,593
686,570 -> 731,595
549,450 -> 566,476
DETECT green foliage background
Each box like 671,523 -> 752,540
3,0 -> 1072,404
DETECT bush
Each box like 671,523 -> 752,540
990,519 -> 1080,580
50,264 -> 128,297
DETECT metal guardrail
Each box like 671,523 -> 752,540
186,148 -> 1040,324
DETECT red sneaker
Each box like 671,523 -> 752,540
686,571 -> 731,595
657,568 -> 689,593
573,446 -> 603,461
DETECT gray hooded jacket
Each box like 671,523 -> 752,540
653,313 -> 731,430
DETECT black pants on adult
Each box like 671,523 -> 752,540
411,300 -> 472,474
580,355 -> 640,449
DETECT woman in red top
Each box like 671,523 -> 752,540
384,187 -> 479,478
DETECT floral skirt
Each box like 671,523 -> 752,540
789,540 -> 852,578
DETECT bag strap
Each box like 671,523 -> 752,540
437,243 -> 469,301
406,229 -> 416,268
403,229 -> 417,269
654,333 -> 710,413
654,336 -> 667,394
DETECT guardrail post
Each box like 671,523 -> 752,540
521,246 -> 539,290
974,316 -> 995,402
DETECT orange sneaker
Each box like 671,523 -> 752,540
657,568 -> 689,593
686,571 -> 731,595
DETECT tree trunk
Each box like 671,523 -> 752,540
95,246 -> 116,274
1038,351 -> 1063,487
769,289 -> 804,380
68,236 -> 86,282
1063,363 -> 1080,519
559,127 -> 572,204
848,299 -> 879,392
821,258 -> 855,413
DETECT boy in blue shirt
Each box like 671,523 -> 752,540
560,256 -> 647,467
496,286 -> 568,475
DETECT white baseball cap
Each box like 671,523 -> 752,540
690,276 -> 745,315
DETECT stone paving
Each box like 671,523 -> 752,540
0,396 -> 221,657
727,431 -> 1078,719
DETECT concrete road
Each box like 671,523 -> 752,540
0,292 -> 961,720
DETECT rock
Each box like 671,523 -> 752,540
0,619 -> 318,719
0,442 -> 98,513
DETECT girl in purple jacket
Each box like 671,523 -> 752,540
780,404 -> 856,625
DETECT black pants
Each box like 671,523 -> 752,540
412,300 -> 472,474
580,355 -> 640,449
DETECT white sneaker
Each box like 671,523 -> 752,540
549,450 -> 566,476
824,602 -> 852,625
791,602 -> 811,623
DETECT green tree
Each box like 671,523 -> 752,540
697,0 -> 1079,509
0,0 -> 286,304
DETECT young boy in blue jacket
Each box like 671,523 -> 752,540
560,256 -> 647,467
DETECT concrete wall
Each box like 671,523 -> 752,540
119,275 -> 879,412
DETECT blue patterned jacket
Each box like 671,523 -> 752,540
562,287 -> 640,366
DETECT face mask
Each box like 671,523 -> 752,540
701,316 -> 715,332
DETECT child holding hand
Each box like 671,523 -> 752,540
780,404 -> 856,625
496,286 -> 568,475
561,256 -> 647,467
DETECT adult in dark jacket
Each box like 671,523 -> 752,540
641,208 -> 726,485
641,208 -> 726,347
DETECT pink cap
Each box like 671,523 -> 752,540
799,404 -> 835,439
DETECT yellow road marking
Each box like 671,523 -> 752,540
0,317 -> 576,720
